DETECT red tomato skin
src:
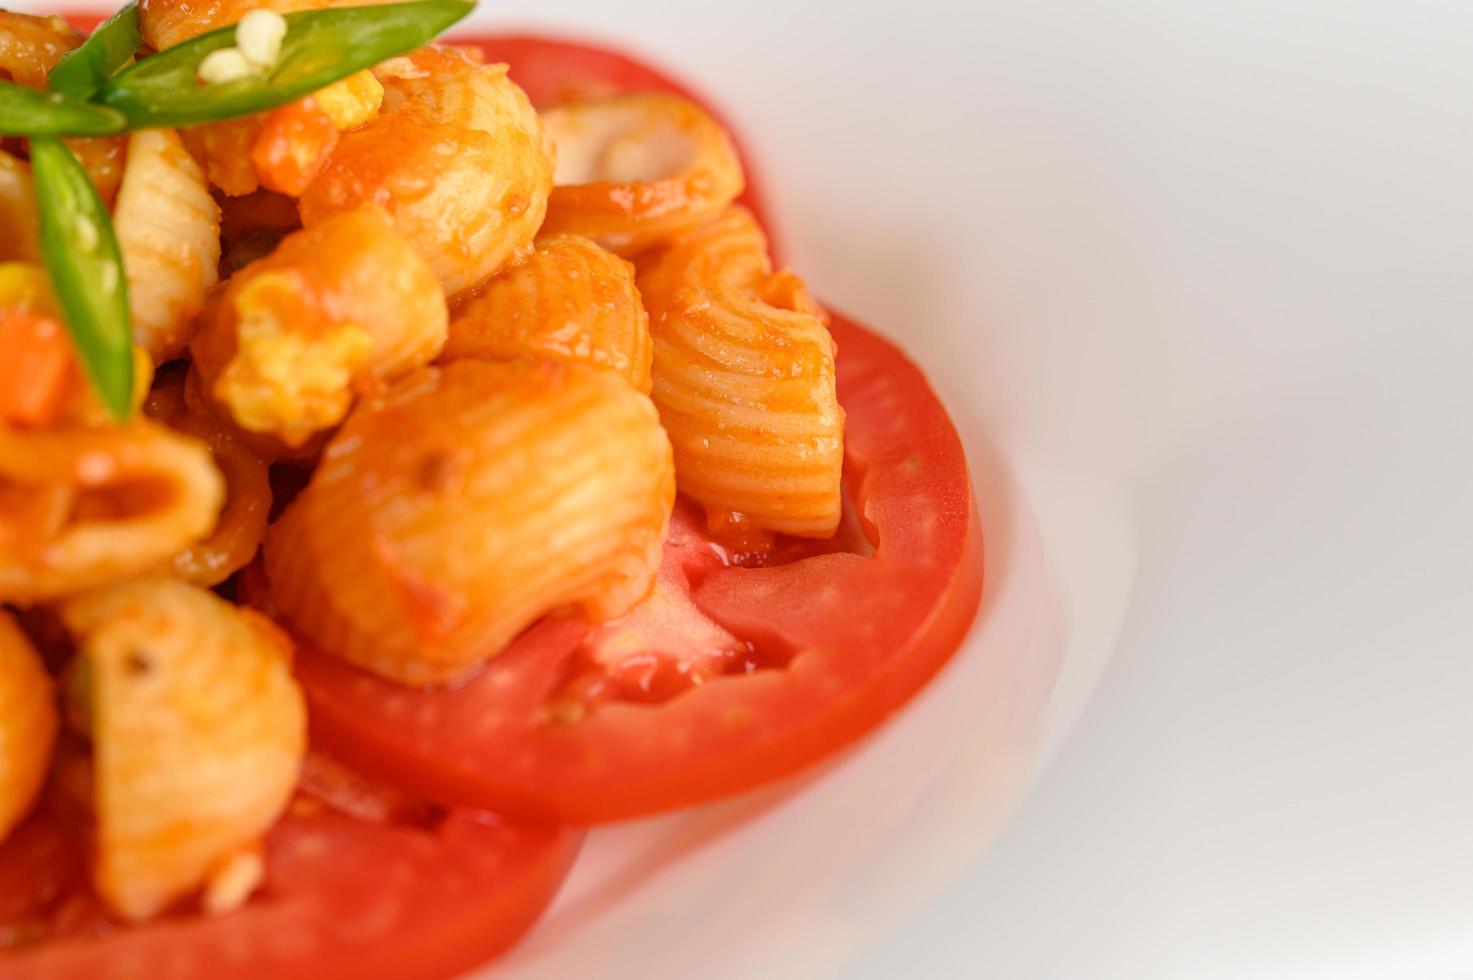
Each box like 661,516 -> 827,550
0,802 -> 580,980
293,310 -> 984,825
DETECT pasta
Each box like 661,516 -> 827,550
63,135 -> 128,210
0,420 -> 224,602
638,206 -> 844,542
0,612 -> 57,844
299,46 -> 553,296
138,0 -> 401,50
263,359 -> 675,685
61,580 -> 305,920
540,92 -> 745,257
441,233 -> 653,393
0,9 -> 78,87
181,116 -> 265,198
190,203 -> 448,450
145,371 -> 272,586
0,151 -> 38,263
113,128 -> 222,363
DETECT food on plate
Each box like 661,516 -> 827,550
639,204 -> 844,543
539,90 -> 745,256
263,357 -> 676,686
441,232 -> 654,392
0,3 -> 982,976
111,127 -> 220,362
189,202 -> 447,450
298,43 -> 553,295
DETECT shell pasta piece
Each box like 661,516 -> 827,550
0,612 -> 57,844
301,47 -> 553,296
540,92 -> 745,257
190,203 -> 448,451
138,0 -> 401,50
0,421 -> 224,603
263,359 -> 675,686
61,580 -> 306,921
442,233 -> 653,393
638,207 -> 844,541
145,372 -> 272,586
0,9 -> 79,87
113,129 -> 222,364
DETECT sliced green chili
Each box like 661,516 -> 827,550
0,81 -> 127,136
94,0 -> 475,128
30,136 -> 135,421
47,3 -> 142,99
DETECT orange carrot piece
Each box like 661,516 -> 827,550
0,310 -> 79,427
250,98 -> 341,197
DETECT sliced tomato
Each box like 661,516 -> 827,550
0,762 -> 580,980
286,310 -> 983,824
463,33 -> 780,252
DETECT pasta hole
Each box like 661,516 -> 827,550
70,477 -> 179,524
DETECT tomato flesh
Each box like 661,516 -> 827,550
292,310 -> 984,824
0,768 -> 580,980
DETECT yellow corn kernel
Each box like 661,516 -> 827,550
312,69 -> 384,131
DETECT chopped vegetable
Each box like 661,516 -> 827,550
29,136 -> 134,420
0,81 -> 126,136
46,3 -> 141,99
94,0 -> 475,129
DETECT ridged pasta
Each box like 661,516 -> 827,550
263,359 -> 675,686
113,129 -> 222,363
61,580 -> 306,921
0,152 -> 38,263
0,611 -> 57,844
442,233 -> 653,393
300,46 -> 553,296
540,92 -> 745,257
638,207 -> 844,541
146,372 -> 272,586
0,9 -> 79,87
190,203 -> 448,450
0,420 -> 224,602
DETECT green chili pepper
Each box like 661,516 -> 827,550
0,82 -> 127,136
30,136 -> 135,421
47,3 -> 142,99
94,0 -> 475,129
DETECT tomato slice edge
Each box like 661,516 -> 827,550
294,309 -> 984,823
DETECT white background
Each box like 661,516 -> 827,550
33,0 -> 1473,976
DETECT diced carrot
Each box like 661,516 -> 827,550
0,310 -> 79,427
250,98 -> 341,197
